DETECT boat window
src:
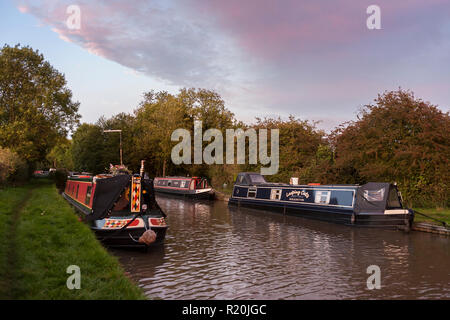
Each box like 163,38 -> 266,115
168,181 -> 172,186
387,187 -> 402,209
85,186 -> 92,205
248,174 -> 266,184
329,191 -> 354,206
173,180 -> 180,187
363,188 -> 385,202
270,189 -> 282,200
247,188 -> 257,198
180,181 -> 186,188
76,185 -> 79,199
237,175 -> 244,184
314,191 -> 330,204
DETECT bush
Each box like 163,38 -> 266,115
52,168 -> 69,193
0,147 -> 28,186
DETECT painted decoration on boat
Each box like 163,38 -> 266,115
131,176 -> 141,212
286,189 -> 310,201
102,218 -> 144,229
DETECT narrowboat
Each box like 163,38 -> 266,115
63,162 -> 168,248
153,176 -> 214,200
229,172 -> 414,230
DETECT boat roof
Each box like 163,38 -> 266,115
155,176 -> 206,179
254,183 -> 359,189
68,175 -> 93,182
235,172 -> 359,188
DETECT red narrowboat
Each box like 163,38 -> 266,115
63,167 -> 168,248
154,176 -> 214,200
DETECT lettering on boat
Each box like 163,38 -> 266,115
286,190 -> 310,201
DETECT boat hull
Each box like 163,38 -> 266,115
228,198 -> 413,230
63,192 -> 168,248
155,187 -> 214,200
92,226 -> 167,248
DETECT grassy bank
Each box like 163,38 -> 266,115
413,207 -> 450,226
0,179 -> 146,299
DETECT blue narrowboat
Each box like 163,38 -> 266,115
229,172 -> 414,230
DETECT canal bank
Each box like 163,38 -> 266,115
0,179 -> 145,299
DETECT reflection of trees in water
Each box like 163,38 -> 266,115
114,198 -> 450,299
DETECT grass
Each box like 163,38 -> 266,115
413,207 -> 450,226
0,179 -> 146,299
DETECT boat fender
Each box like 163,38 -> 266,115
139,229 -> 157,245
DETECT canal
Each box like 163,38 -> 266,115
113,196 -> 450,299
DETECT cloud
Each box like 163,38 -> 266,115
15,0 -> 251,88
15,0 -> 450,130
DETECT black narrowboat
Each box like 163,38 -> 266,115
229,172 -> 414,230
153,176 -> 214,200
63,163 -> 168,248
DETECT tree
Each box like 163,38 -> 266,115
96,113 -> 137,170
332,89 -> 449,207
71,124 -> 105,174
46,138 -> 74,170
250,116 -> 325,183
0,44 -> 80,167
134,91 -> 190,176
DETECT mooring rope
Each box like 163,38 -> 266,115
414,210 -> 449,229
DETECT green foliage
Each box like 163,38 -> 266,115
248,116 -> 325,183
0,44 -> 80,166
71,123 -> 106,174
52,168 -> 69,193
68,87 -> 448,208
46,139 -> 74,170
332,89 -> 449,207
0,147 -> 28,185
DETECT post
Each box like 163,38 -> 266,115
119,131 -> 123,166
140,160 -> 145,177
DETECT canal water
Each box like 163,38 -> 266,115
112,196 -> 450,299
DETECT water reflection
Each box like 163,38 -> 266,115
113,196 -> 450,299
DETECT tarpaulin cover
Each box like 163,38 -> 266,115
354,182 -> 391,213
88,174 -> 131,221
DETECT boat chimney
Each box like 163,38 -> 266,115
140,160 -> 145,177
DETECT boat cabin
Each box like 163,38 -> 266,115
229,172 -> 413,229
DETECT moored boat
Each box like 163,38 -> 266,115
63,162 -> 168,248
229,172 -> 414,230
153,176 -> 214,200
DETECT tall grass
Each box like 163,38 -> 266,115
0,180 -> 146,299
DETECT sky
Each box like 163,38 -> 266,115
1,0 -> 449,132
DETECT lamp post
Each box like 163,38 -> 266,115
103,129 -> 123,166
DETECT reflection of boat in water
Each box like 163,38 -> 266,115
62,162 -> 168,248
229,172 -> 414,230
154,176 -> 214,200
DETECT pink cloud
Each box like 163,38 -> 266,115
188,0 -> 450,60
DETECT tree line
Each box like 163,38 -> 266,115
1,45 -> 448,207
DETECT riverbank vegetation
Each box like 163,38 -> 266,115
1,44 -> 448,210
0,179 -> 146,299
66,89 -> 449,209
